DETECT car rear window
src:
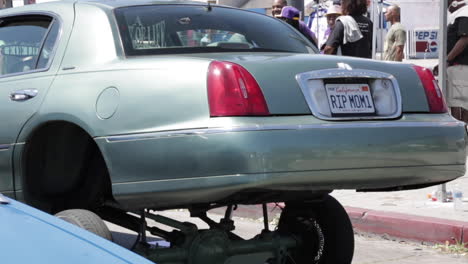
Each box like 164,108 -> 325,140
114,4 -> 317,56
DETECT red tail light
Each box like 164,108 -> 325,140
413,65 -> 448,113
207,61 -> 270,116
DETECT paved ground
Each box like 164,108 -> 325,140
333,175 -> 468,222
108,210 -> 468,264
353,233 -> 467,264
202,170 -> 468,247
202,175 -> 468,246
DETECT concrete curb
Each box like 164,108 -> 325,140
346,206 -> 468,246
211,204 -> 468,247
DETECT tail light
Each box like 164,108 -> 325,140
207,61 -> 270,116
413,65 -> 448,113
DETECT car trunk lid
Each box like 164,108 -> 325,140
192,53 -> 431,117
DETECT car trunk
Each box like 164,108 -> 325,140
189,52 -> 430,116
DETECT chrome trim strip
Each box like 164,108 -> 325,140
295,68 -> 403,121
0,144 -> 11,150
113,173 -> 243,185
0,142 -> 25,150
0,193 -> 10,204
104,120 -> 463,142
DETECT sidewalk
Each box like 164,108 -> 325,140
210,174 -> 468,247
333,175 -> 468,222
332,174 -> 468,246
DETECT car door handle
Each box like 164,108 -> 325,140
10,89 -> 38,102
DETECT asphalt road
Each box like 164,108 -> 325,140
107,210 -> 467,264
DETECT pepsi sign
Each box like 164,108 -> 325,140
412,29 -> 439,58
430,41 -> 437,52
415,31 -> 437,41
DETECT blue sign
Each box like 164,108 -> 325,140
415,30 -> 438,41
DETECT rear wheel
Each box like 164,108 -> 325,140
55,209 -> 113,241
277,195 -> 354,264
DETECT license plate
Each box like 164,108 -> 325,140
325,83 -> 375,115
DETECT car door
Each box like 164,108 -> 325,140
0,15 -> 60,196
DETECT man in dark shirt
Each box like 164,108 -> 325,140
447,1 -> 468,65
435,0 -> 468,122
323,0 -> 373,58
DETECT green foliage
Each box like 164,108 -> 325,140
433,240 -> 468,256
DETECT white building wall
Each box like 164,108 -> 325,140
387,0 -> 440,30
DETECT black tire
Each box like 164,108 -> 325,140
55,209 -> 113,241
277,195 -> 354,264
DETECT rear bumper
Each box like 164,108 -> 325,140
95,114 -> 466,208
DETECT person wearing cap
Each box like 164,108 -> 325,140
272,1 -> 318,47
319,4 -> 342,51
276,6 -> 318,46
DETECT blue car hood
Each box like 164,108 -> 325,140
0,196 -> 154,264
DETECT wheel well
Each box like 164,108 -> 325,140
22,121 -> 114,213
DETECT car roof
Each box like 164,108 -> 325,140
79,0 -> 210,9
0,0 -> 237,16
0,0 -> 237,18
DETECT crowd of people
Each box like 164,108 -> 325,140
272,0 -> 404,60
271,0 -> 468,124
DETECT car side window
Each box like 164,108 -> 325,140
36,20 -> 59,69
0,15 -> 53,76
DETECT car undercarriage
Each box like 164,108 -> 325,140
83,193 -> 354,264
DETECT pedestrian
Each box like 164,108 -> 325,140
319,4 -> 342,51
434,0 -> 468,122
308,1 -> 329,47
271,0 -> 287,17
323,0 -> 373,58
272,0 -> 318,47
383,5 -> 406,61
